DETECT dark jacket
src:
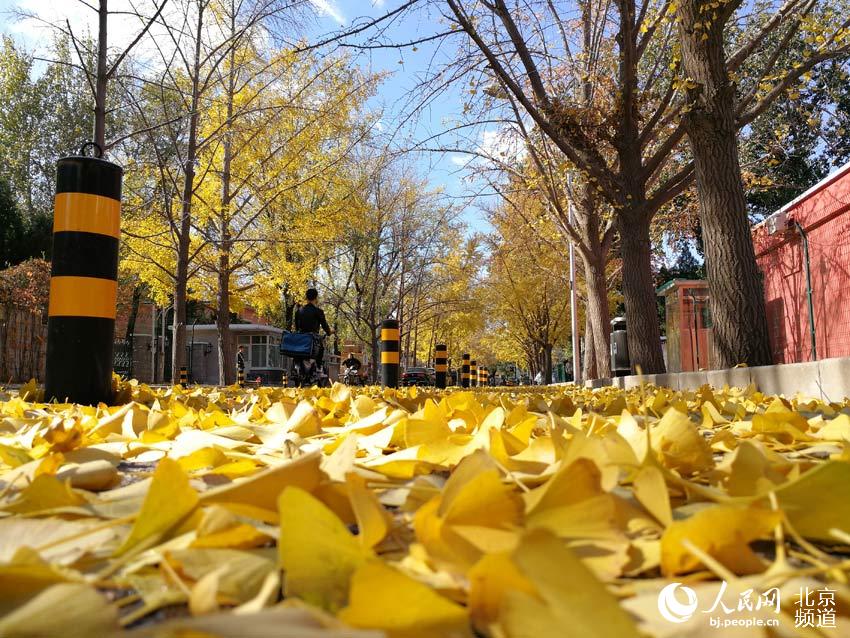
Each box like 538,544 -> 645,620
342,356 -> 361,370
295,303 -> 331,334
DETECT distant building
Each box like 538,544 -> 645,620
753,162 -> 850,363
657,279 -> 717,372
125,303 -> 287,385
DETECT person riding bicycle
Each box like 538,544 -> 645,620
340,353 -> 362,385
341,353 -> 361,371
294,288 -> 333,372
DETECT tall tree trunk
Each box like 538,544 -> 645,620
543,343 -> 553,384
171,5 -> 204,383
217,25 -> 236,386
677,1 -> 772,367
94,0 -> 108,149
618,216 -> 666,373
582,253 -> 612,378
124,285 -> 142,343
217,258 -> 232,385
583,308 -> 597,381
283,289 -> 296,330
124,285 -> 142,379
370,328 -> 380,383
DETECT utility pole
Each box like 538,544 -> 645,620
567,175 -> 581,384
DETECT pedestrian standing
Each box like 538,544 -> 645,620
236,345 -> 245,375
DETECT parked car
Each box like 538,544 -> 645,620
402,366 -> 433,386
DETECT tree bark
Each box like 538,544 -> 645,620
93,0 -> 108,149
543,342 -> 553,384
677,1 -> 772,367
618,216 -> 666,373
582,252 -> 612,379
217,21 -> 237,386
216,255 -> 233,385
171,4 -> 204,383
583,309 -> 597,381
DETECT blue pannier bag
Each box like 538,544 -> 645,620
280,332 -> 317,358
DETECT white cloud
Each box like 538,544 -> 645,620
447,126 -> 526,171
10,0 -> 178,68
478,127 -> 526,164
310,0 -> 346,24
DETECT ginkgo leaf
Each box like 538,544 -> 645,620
346,472 -> 390,549
2,474 -> 86,514
500,529 -> 638,637
773,460 -> 850,541
115,457 -> 199,557
131,606 -> 384,637
0,518 -> 117,565
633,464 -> 672,526
278,486 -> 367,611
660,504 -> 781,575
201,450 -> 324,511
167,548 -> 277,604
338,561 -> 471,638
414,451 -> 522,569
0,583 -> 118,637
468,552 -> 536,632
650,408 -> 714,475
189,565 -> 228,616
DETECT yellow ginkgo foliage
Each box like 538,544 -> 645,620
0,377 -> 848,636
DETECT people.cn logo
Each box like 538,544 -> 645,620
658,582 -> 699,623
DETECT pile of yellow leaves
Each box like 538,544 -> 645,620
1,378 -> 850,637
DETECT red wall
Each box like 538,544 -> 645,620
753,164 -> 850,363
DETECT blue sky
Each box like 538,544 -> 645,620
304,1 -> 493,231
0,0 -> 491,232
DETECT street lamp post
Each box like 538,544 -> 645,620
567,175 -> 581,384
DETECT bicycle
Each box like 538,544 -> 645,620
282,332 -> 330,388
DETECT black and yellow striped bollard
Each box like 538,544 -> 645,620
45,149 -> 122,405
461,353 -> 470,388
434,344 -> 447,389
179,366 -> 188,386
381,318 -> 400,388
470,360 -> 478,388
237,369 -> 245,387
483,368 -> 489,386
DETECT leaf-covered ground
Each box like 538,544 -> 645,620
1,379 -> 849,637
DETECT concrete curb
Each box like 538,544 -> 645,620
583,356 -> 850,402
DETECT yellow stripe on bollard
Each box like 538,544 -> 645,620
381,328 -> 400,341
53,192 -> 121,238
381,351 -> 400,364
48,277 -> 118,319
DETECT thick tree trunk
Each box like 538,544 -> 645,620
543,343 -> 553,384
217,261 -> 233,385
582,253 -> 612,379
618,217 -> 666,373
583,310 -> 597,381
677,2 -> 772,367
